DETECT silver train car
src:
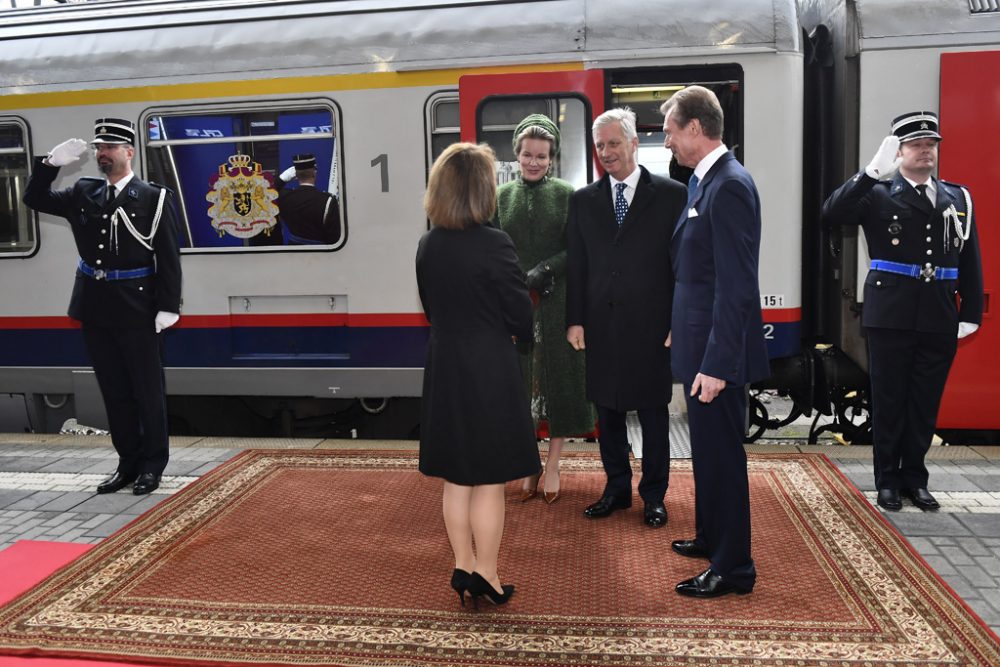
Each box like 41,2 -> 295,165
0,0 -> 997,441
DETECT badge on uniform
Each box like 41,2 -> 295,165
888,222 -> 902,235
128,186 -> 138,200
687,207 -> 699,218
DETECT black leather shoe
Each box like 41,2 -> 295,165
672,539 -> 710,559
132,473 -> 161,495
876,488 -> 902,511
96,472 -> 136,494
583,495 -> 631,518
643,501 -> 668,528
902,487 -> 940,511
675,568 -> 752,598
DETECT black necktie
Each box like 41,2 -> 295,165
915,183 -> 929,203
107,184 -> 116,204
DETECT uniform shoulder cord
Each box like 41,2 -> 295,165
109,187 -> 167,253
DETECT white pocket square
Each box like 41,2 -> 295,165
687,207 -> 699,218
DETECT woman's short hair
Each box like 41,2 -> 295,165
424,143 -> 497,230
514,125 -> 556,157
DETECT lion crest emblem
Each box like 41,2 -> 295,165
206,154 -> 279,239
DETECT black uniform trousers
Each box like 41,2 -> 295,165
595,404 -> 669,503
685,383 -> 755,588
82,325 -> 169,478
866,327 -> 957,491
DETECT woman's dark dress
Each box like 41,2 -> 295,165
416,224 -> 541,485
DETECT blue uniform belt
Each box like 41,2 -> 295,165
78,259 -> 154,281
870,259 -> 958,281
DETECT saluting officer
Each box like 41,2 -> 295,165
23,118 -> 182,496
822,111 -> 983,512
275,153 -> 342,245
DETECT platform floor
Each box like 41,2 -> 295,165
1,424 -> 998,636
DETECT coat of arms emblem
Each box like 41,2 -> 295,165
206,154 -> 279,239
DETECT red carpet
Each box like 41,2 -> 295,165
0,450 -> 997,666
0,541 -> 146,667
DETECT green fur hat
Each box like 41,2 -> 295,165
512,113 -> 560,156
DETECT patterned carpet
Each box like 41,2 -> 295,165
0,450 -> 997,666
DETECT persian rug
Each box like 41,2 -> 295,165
0,450 -> 997,667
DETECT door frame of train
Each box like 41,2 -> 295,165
937,50 -> 998,433
458,69 -> 605,181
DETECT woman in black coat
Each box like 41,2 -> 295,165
416,142 -> 540,608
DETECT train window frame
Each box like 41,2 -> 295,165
139,99 -> 345,255
606,64 -> 745,180
0,117 -> 38,259
474,93 -> 593,190
424,91 -> 460,172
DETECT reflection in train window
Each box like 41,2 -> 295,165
0,120 -> 35,257
477,96 -> 588,189
143,104 -> 341,251
427,94 -> 459,167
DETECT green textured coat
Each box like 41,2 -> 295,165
496,176 -> 595,437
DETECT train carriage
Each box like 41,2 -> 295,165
0,0 -> 996,442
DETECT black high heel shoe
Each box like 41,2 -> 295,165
450,569 -> 472,606
466,572 -> 514,609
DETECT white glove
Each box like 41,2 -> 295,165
864,136 -> 902,181
46,138 -> 88,167
155,311 -> 180,333
279,166 -> 297,182
958,321 -> 979,339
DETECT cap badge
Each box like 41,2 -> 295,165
920,121 -> 929,129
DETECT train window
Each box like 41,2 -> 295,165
426,93 -> 459,166
0,120 -> 35,257
142,104 -> 342,252
477,96 -> 589,189
608,65 -> 744,183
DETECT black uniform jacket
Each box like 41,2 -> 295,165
566,166 -> 687,410
275,181 -> 341,245
822,171 -> 982,333
23,158 -> 182,328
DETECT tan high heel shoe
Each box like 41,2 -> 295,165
520,472 -> 540,502
543,490 -> 560,504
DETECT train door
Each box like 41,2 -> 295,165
458,70 -> 605,187
937,51 -> 999,435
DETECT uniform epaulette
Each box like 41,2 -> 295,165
938,179 -> 967,191
148,181 -> 177,196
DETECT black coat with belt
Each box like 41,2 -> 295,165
23,158 -> 182,328
566,167 -> 687,410
822,171 -> 982,333
416,224 -> 541,486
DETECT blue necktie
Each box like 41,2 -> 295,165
686,174 -> 699,208
614,182 -> 628,226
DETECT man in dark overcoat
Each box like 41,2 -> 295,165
662,86 -> 770,599
822,111 -> 983,512
23,118 -> 182,496
566,107 -> 686,528
275,153 -> 341,245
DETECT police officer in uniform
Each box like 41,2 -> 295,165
23,118 -> 182,496
822,111 -> 983,512
275,153 -> 341,245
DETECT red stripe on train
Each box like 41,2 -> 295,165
0,309 -> 794,329
0,313 -> 432,329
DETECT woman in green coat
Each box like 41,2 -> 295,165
496,114 -> 595,504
